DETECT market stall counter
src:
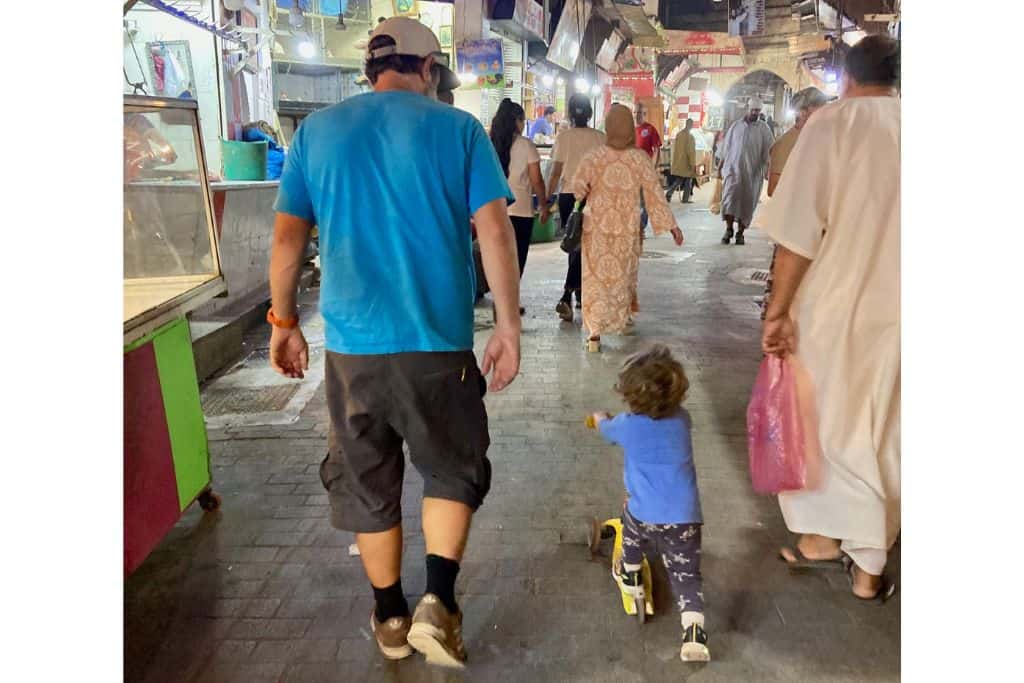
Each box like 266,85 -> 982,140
124,95 -> 224,575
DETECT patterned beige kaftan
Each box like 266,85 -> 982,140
570,147 -> 678,337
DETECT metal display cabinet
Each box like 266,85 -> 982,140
123,95 -> 226,575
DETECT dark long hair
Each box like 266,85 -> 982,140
568,93 -> 592,128
489,98 -> 525,178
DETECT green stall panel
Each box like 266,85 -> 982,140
150,318 -> 211,510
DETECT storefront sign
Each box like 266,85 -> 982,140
595,31 -> 623,72
489,0 -> 545,43
788,33 -> 830,56
611,74 -> 654,100
615,46 -> 656,74
661,30 -> 745,56
547,0 -> 592,71
514,0 -> 544,40
456,39 -> 505,90
609,87 -> 635,110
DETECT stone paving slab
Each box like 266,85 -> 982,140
125,186 -> 899,682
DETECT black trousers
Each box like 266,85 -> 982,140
510,215 -> 533,277
557,193 -> 581,293
665,175 -> 694,203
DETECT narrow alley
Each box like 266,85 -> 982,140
125,186 -> 899,682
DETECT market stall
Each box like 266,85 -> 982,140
124,94 -> 225,575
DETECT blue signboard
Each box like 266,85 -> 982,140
456,39 -> 505,90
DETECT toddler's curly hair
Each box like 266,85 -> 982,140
615,344 -> 689,419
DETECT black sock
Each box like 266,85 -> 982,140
372,579 -> 410,622
425,554 -> 460,614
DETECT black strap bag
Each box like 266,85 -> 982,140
560,200 -> 585,253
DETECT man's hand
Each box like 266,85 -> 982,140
762,314 -> 796,358
270,326 -> 309,379
670,227 -> 684,246
480,325 -> 520,392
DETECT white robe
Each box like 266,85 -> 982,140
718,118 -> 773,225
752,97 -> 901,574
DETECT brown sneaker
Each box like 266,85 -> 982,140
370,610 -> 413,660
406,593 -> 467,668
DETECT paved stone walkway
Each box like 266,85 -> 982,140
126,185 -> 899,682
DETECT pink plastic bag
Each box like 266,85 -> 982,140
746,356 -> 807,494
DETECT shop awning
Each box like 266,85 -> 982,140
602,0 -> 667,47
489,0 -> 547,44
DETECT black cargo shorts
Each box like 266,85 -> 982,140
319,350 -> 491,533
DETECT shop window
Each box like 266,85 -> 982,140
123,2 -> 224,173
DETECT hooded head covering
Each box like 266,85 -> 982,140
605,103 -> 635,150
748,96 -> 764,110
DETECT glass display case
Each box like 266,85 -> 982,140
124,95 -> 225,344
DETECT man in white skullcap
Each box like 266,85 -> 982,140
715,95 -> 774,244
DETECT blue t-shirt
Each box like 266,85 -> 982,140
528,117 -> 553,139
274,91 -> 513,354
599,411 -> 702,525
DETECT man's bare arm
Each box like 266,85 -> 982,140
473,198 -> 522,390
269,212 -> 313,319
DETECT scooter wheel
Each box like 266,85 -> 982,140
587,517 -> 602,556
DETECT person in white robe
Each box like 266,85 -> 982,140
753,34 -> 900,601
718,96 -> 774,245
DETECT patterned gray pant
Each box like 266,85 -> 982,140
621,506 -> 704,615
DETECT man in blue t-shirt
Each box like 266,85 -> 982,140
267,17 -> 521,668
527,105 -> 556,141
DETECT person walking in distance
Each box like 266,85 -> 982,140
718,96 -> 773,245
635,102 -> 662,237
545,93 -> 606,322
760,87 -> 829,320
666,118 -> 698,204
489,98 -> 550,315
570,104 -> 683,352
767,87 -> 829,198
267,17 -> 521,668
756,35 -> 901,601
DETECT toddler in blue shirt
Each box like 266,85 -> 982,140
592,344 -> 709,662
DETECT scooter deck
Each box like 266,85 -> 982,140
602,517 -> 654,616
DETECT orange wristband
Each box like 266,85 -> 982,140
266,309 -> 298,329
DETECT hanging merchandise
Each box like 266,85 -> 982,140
456,39 -> 505,90
164,48 -> 190,98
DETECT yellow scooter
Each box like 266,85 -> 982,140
588,516 -> 655,625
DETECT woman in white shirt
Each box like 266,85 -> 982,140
545,94 -> 606,322
489,99 -> 550,314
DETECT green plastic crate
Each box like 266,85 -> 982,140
531,214 -> 558,243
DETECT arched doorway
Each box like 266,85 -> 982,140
723,69 -> 791,136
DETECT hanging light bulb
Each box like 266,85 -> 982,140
298,37 -> 316,59
591,84 -> 601,96
289,2 -> 305,30
574,77 -> 589,92
556,76 -> 565,86
542,74 -> 554,88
